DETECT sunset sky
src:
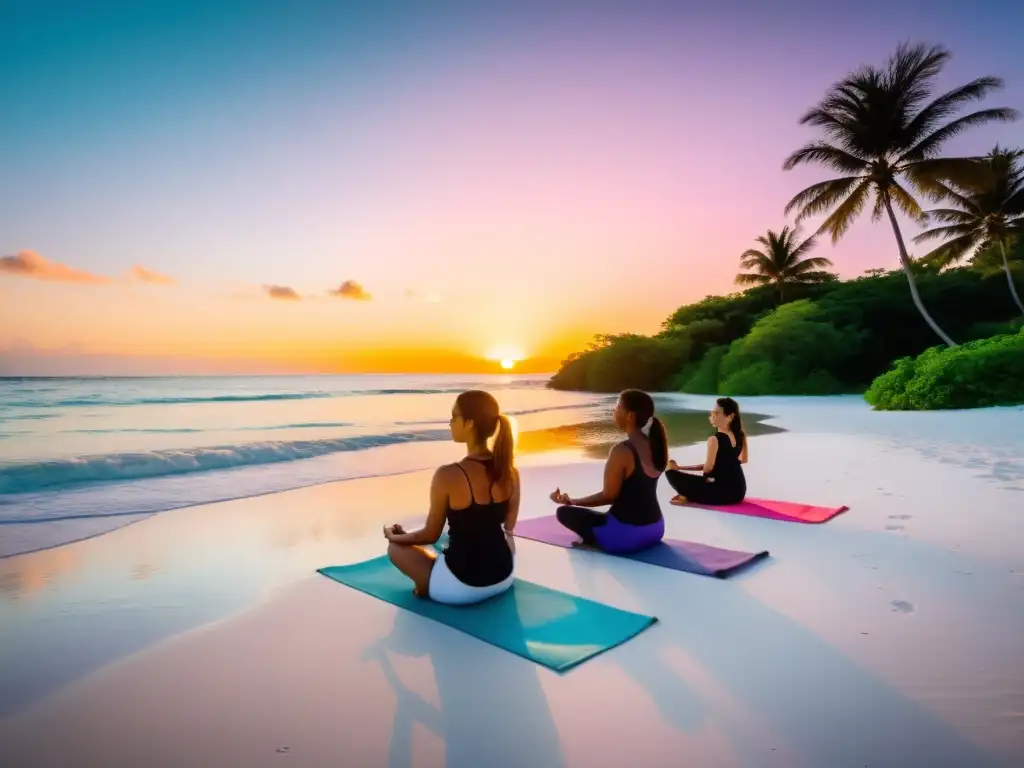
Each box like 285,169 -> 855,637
2,0 -> 1022,375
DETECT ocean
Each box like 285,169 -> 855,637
0,374 -> 612,558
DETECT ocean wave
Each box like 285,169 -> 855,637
2,387 -> 477,409
0,429 -> 450,496
62,427 -> 206,434
61,421 -> 356,435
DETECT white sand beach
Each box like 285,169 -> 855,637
1,397 -> 1023,767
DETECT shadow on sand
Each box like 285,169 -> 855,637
362,606 -> 566,768
565,547 -> 1000,768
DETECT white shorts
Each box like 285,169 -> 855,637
428,553 -> 515,605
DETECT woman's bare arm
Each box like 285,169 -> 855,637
701,436 -> 718,474
739,438 -> 749,465
504,468 -> 520,533
565,444 -> 629,507
387,466 -> 450,545
504,469 -> 520,553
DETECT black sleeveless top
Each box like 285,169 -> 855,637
709,431 -> 746,496
608,441 -> 664,526
441,458 -> 514,587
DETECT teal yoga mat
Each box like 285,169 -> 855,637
317,555 -> 658,672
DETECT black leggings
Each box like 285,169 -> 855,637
555,505 -> 607,546
665,469 -> 745,505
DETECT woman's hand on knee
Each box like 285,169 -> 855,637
550,487 -> 571,504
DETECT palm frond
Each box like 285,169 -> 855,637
1005,188 -> 1024,216
788,231 -> 819,260
734,273 -> 771,285
920,207 -> 976,224
782,142 -> 867,173
783,176 -> 863,219
901,157 -> 990,201
922,179 -> 981,212
899,108 -> 1020,162
901,77 -> 1005,144
888,182 -> 927,225
788,256 -> 834,272
920,232 -> 983,267
816,179 -> 872,242
871,192 -> 886,222
738,249 -> 772,270
886,42 -> 948,114
913,222 -> 979,244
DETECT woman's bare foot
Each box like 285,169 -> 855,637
669,495 -> 690,506
412,586 -> 428,598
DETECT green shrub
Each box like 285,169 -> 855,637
717,300 -> 859,395
548,264 -> 1024,397
675,345 -> 728,394
865,329 -> 1024,410
549,334 -> 690,392
661,318 -> 728,362
546,350 -> 592,391
585,334 -> 690,393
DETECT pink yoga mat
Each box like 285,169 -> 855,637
685,498 -> 848,524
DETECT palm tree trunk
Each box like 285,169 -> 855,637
881,194 -> 958,347
999,240 -> 1024,315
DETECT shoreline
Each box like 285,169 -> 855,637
0,401 -> 768,560
2,399 -> 1022,765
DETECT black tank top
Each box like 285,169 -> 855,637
709,431 -> 746,495
608,440 -> 663,526
441,458 -> 514,587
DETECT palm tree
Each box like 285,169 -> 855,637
913,145 -> 1024,314
735,226 -> 835,300
782,42 -> 1018,346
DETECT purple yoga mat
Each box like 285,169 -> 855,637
513,515 -> 769,578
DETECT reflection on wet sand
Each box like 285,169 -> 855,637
517,409 -> 785,460
0,547 -> 78,602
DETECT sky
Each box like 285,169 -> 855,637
2,0 -> 1023,375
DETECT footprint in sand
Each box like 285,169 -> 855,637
890,600 -> 914,614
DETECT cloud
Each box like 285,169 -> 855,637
329,280 -> 372,301
130,265 -> 176,285
405,287 -> 441,303
264,284 -> 301,300
0,251 -> 112,283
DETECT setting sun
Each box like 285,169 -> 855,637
486,345 -> 525,368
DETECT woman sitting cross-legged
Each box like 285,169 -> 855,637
383,390 -> 518,604
550,389 -> 668,554
665,396 -> 748,506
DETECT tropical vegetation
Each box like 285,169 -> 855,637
865,328 -> 1024,410
782,42 -> 1017,347
548,41 -> 1024,410
548,266 -> 1023,398
914,145 -> 1024,314
734,226 -> 835,300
